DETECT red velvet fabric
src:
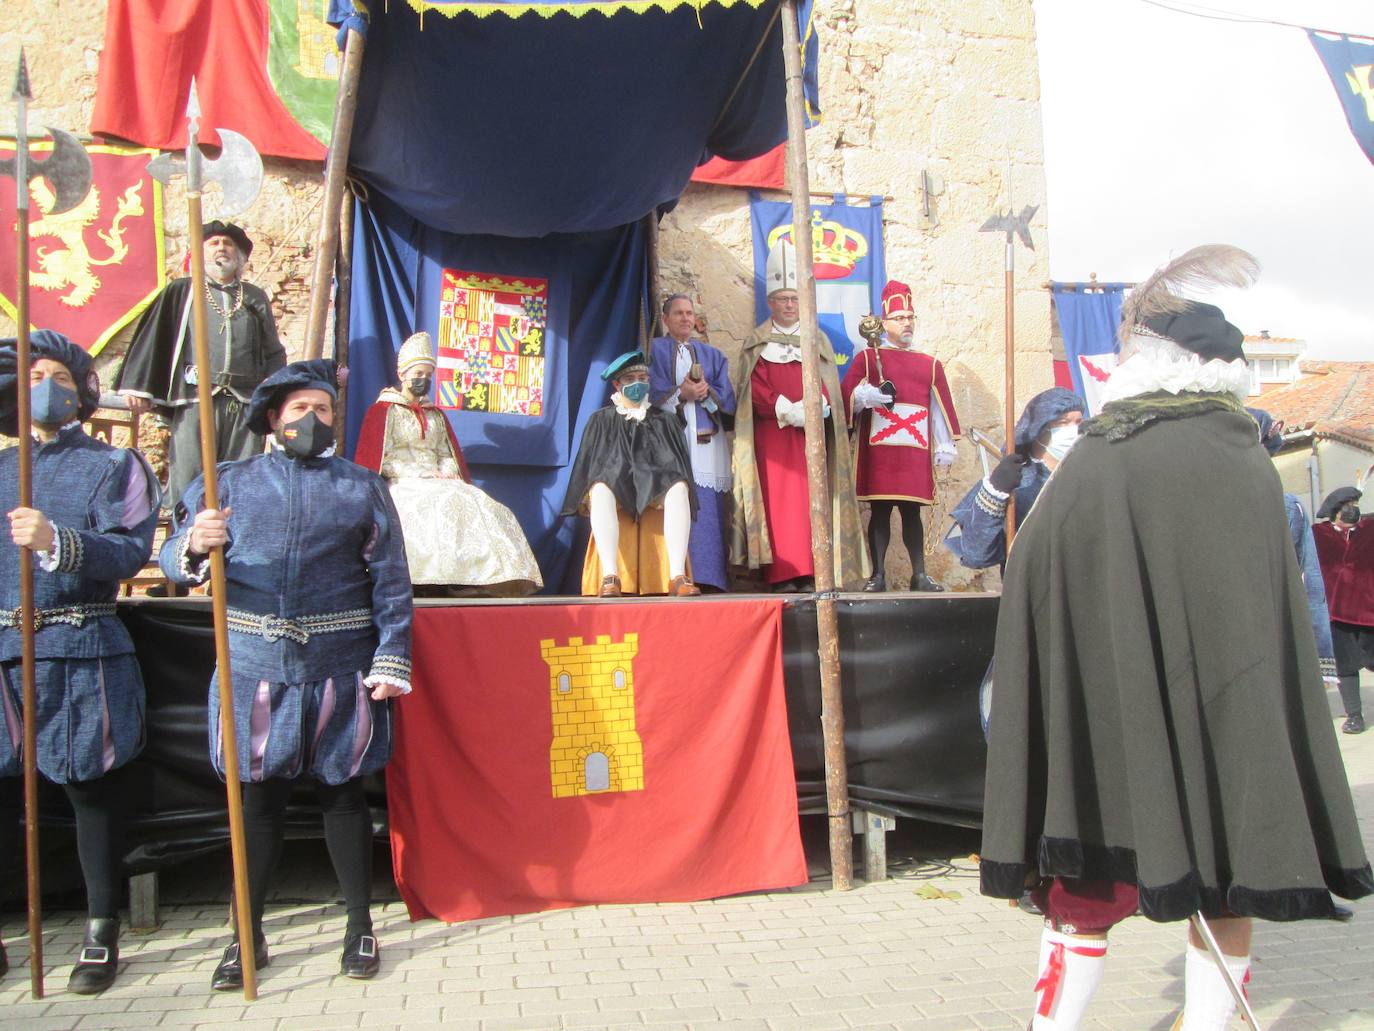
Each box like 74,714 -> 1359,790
1314,517 -> 1374,626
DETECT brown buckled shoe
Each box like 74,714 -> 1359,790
668,575 -> 701,597
598,575 -> 622,598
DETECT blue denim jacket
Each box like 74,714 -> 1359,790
160,448 -> 413,686
0,424 -> 159,660
944,461 -> 1051,570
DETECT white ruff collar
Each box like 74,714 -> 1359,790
612,392 -> 648,422
1101,334 -> 1250,404
760,339 -> 802,364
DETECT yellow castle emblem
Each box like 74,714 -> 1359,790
541,634 -> 644,798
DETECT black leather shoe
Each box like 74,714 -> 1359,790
912,573 -> 945,593
1332,903 -> 1355,921
1342,714 -> 1366,734
862,573 -> 886,593
340,931 -> 380,979
67,917 -> 120,995
1016,891 -> 1044,917
210,938 -> 269,992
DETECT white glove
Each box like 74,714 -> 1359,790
934,444 -> 957,468
851,382 -> 894,411
775,396 -> 805,428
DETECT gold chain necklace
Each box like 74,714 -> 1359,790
205,280 -> 245,320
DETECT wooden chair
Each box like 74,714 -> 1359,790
85,401 -> 172,595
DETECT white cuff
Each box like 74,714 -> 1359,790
980,476 -> 1010,500
35,538 -> 61,572
364,674 -> 413,696
177,533 -> 211,584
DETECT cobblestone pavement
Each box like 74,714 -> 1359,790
3,685 -> 1372,1030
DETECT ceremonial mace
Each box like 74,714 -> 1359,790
147,81 -> 264,1000
979,196 -> 1036,549
1,50 -> 93,1000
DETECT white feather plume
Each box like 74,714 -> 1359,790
1119,245 -> 1260,344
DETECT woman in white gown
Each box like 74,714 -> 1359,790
354,332 -> 542,596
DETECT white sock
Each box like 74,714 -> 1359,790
1181,944 -> 1249,1031
1032,928 -> 1108,1029
588,483 -> 620,577
663,481 -> 691,579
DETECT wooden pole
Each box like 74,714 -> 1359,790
333,187 -> 354,449
780,0 -> 853,891
14,190 -> 44,1001
303,27 -> 366,360
1002,241 -> 1017,548
187,209 -> 259,1001
645,210 -> 661,345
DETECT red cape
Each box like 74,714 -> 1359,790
354,399 -> 471,483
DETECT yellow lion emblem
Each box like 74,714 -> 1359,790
27,178 -> 145,308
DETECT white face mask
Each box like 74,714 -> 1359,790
1043,423 -> 1079,463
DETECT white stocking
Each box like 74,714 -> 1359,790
588,482 -> 620,577
1181,945 -> 1248,1031
1032,929 -> 1108,1029
663,481 -> 691,579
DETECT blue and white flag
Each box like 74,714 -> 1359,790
1309,31 -> 1374,166
1052,284 -> 1125,416
750,194 -> 885,368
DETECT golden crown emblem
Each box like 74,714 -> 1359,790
767,211 -> 869,280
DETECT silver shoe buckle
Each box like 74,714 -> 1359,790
356,935 -> 377,959
79,945 -> 111,964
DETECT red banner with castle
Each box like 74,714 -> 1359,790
388,599 -> 806,921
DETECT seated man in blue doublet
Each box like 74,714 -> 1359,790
160,359 -> 413,991
945,386 -> 1085,570
0,330 -> 160,994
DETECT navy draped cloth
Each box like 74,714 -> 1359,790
346,191 -> 645,592
343,2 -> 812,237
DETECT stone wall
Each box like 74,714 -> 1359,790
3,0 -> 1051,588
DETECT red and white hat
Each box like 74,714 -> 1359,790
881,279 -> 913,318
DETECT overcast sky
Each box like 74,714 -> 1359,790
1033,0 -> 1374,359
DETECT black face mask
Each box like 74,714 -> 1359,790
277,412 -> 334,458
408,376 -> 432,398
1339,506 -> 1361,525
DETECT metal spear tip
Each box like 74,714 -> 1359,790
13,47 -> 32,102
186,76 -> 202,135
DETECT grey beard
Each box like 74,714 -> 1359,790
207,258 -> 241,285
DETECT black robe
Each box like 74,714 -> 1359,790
980,394 -> 1373,922
115,277 -> 285,406
561,404 -> 697,518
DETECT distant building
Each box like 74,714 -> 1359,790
1257,359 -> 1374,517
1244,331 -> 1306,397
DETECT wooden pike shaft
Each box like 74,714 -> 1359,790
187,209 -> 259,1000
780,0 -> 853,891
333,188 -> 355,449
303,27 -> 367,360
1003,246 -> 1017,548
16,207 -> 45,1000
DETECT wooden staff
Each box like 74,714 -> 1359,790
304,23 -> 367,360
1002,235 -> 1017,547
780,0 -> 853,891
3,51 -> 94,999
333,185 -> 355,448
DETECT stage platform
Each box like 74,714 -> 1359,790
4,591 -> 997,901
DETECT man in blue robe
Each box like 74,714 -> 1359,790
0,330 -> 160,993
649,294 -> 735,591
945,387 -> 1085,570
160,360 -> 412,990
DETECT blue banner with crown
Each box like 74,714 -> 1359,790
1309,31 -> 1374,165
749,194 -> 886,368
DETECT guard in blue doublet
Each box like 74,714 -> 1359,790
0,330 -> 160,994
160,359 -> 412,989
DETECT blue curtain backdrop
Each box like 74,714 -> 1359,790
1308,32 -> 1374,166
1051,284 -> 1126,415
346,191 -> 646,591
749,194 -> 885,369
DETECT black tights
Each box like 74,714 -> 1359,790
867,500 -> 926,579
1337,674 -> 1364,718
240,777 -> 374,942
62,765 -> 133,920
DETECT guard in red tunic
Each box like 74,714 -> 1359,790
840,280 -> 960,592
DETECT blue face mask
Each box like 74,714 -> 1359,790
31,377 -> 79,427
620,380 -> 650,405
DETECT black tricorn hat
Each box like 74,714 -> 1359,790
202,220 -> 253,258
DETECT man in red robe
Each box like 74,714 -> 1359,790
841,280 -> 960,591
1313,486 -> 1372,734
730,242 -> 867,591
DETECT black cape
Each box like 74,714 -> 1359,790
561,404 -> 697,518
115,277 -> 285,406
980,394 -> 1373,922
